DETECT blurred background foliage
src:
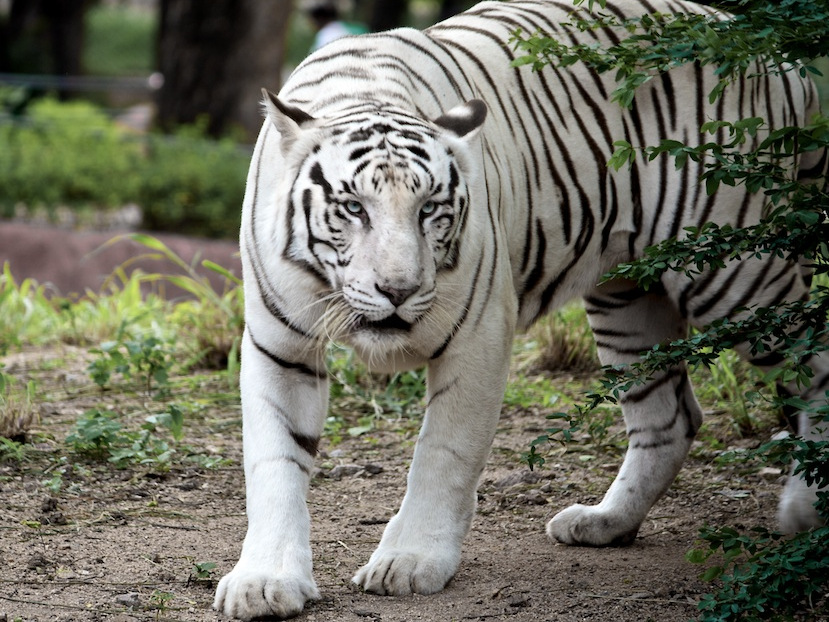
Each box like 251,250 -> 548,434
0,1 -> 826,239
0,0 -> 477,239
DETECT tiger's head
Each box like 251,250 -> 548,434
262,90 -> 487,355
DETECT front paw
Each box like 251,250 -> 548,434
213,567 -> 319,620
352,548 -> 459,596
547,504 -> 639,546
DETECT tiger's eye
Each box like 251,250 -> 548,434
421,201 -> 437,216
345,201 -> 364,215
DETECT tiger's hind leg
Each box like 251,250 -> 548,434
548,279 -> 703,546
778,406 -> 828,532
675,255 -> 827,533
678,258 -> 829,534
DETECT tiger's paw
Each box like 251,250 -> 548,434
213,567 -> 319,621
352,548 -> 459,596
779,474 -> 823,533
547,504 -> 640,547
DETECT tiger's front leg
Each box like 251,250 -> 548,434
214,328 -> 327,620
353,326 -> 514,596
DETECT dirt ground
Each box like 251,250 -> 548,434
0,346 -> 788,622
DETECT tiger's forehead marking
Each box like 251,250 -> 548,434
314,106 -> 450,197
321,103 -> 439,143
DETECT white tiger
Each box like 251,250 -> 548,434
214,0 -> 828,618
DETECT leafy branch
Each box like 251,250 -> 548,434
512,0 -> 829,107
512,1 -> 829,617
688,525 -> 829,621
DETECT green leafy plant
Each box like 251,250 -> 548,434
65,404 -> 195,469
0,98 -> 248,238
106,431 -> 175,469
148,589 -> 174,620
688,526 -> 829,621
503,374 -> 565,411
522,403 -> 621,469
0,263 -> 63,352
0,97 -> 141,211
117,233 -> 244,375
694,348 -> 774,436
0,436 -> 31,462
66,408 -> 123,458
328,346 -> 427,434
189,560 -> 218,585
88,331 -> 175,398
41,470 -> 64,494
0,260 -> 171,350
511,0 -> 829,108
137,125 -> 248,238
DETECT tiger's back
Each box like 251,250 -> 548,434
278,0 -> 819,329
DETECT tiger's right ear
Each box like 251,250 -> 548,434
261,88 -> 316,154
433,99 -> 487,140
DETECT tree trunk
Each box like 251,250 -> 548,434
438,0 -> 471,21
362,0 -> 408,33
1,0 -> 87,99
156,0 -> 291,141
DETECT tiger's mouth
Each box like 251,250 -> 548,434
353,313 -> 413,332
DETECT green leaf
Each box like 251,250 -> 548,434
203,260 -> 242,285
686,548 -> 711,564
701,565 -> 724,582
608,140 -> 635,170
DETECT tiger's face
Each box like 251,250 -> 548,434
265,93 -> 486,354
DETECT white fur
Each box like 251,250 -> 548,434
215,1 -> 826,619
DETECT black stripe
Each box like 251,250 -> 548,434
426,31 -> 518,139
249,331 -> 323,379
535,208 -> 594,319
594,342 -> 657,356
628,373 -> 688,437
259,455 -> 312,476
430,252 -> 485,360
291,430 -> 320,457
592,327 -> 636,338
726,262 -> 795,318
247,124 -> 318,338
620,368 -> 680,404
262,394 -> 321,460
690,266 -> 740,319
521,219 -> 547,297
426,376 -> 459,408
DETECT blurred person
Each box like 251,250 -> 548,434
302,0 -> 367,52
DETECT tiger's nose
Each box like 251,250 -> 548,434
375,283 -> 419,307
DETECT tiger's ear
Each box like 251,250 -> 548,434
433,100 -> 487,140
261,88 -> 316,154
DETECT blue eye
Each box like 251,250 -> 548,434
345,201 -> 364,215
421,201 -> 437,216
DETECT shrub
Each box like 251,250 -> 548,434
0,98 -> 141,212
513,0 -> 829,619
0,98 -> 248,238
137,126 -> 248,238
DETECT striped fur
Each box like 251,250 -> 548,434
214,1 -> 828,618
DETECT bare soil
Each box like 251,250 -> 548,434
0,345 -> 786,622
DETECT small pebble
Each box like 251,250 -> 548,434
114,592 -> 141,608
329,464 -> 363,479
